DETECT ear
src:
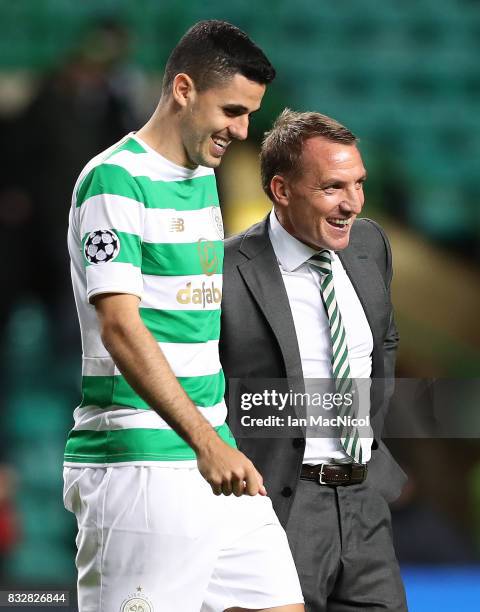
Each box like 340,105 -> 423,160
172,73 -> 195,108
270,175 -> 290,207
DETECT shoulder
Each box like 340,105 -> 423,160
349,217 -> 393,281
75,161 -> 141,208
223,230 -> 251,274
224,218 -> 269,259
224,230 -> 247,254
73,136 -> 134,198
350,217 -> 389,245
350,218 -> 391,253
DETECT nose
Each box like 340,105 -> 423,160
342,185 -> 364,214
352,189 -> 364,213
228,114 -> 249,141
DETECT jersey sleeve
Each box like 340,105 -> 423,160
75,162 -> 145,302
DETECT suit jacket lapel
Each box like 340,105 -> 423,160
337,249 -> 380,345
237,219 -> 304,382
235,219 -> 386,379
337,245 -> 387,378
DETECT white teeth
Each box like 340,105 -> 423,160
213,138 -> 227,148
328,218 -> 350,226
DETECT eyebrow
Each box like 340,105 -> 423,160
321,172 -> 368,186
222,104 -> 259,115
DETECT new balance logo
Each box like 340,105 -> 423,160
176,281 -> 222,308
169,218 -> 185,232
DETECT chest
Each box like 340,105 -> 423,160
281,265 -> 374,376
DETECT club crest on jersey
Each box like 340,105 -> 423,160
84,229 -> 120,265
210,206 -> 224,239
197,238 -> 218,276
120,587 -> 153,612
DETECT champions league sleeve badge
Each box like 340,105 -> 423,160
84,229 -> 121,264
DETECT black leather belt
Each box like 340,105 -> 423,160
301,463 -> 367,486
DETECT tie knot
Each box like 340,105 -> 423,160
309,250 -> 332,275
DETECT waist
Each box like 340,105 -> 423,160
300,462 -> 367,486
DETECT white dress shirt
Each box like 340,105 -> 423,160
268,210 -> 374,464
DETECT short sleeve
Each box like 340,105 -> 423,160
75,163 -> 145,302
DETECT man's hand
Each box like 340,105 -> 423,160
196,437 -> 267,497
94,294 -> 267,498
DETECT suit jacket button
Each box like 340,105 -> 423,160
281,486 -> 293,497
292,438 -> 305,448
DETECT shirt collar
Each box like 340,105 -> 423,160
268,209 -> 332,272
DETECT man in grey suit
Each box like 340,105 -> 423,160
219,110 -> 408,611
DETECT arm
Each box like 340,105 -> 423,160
94,292 -> 266,497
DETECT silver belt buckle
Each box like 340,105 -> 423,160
318,464 -> 328,485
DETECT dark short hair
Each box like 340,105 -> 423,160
162,20 -> 275,95
260,109 -> 358,201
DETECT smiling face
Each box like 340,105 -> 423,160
179,73 -> 266,168
273,137 -> 367,251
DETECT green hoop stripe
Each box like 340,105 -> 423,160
139,308 -> 220,343
82,230 -> 141,268
77,163 -> 219,211
77,163 -> 144,208
64,422 -> 236,463
80,370 -> 225,410
105,137 -> 146,158
141,241 -> 224,276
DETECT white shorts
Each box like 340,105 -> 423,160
63,465 -> 303,612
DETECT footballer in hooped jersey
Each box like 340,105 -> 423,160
64,20 -> 304,612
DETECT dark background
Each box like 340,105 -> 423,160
0,1 -> 479,609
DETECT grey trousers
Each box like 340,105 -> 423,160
285,477 -> 408,611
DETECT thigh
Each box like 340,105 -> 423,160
329,482 -> 407,612
64,466 -> 221,612
202,494 -> 303,612
285,480 -> 342,612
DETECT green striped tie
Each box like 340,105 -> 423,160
309,250 -> 363,464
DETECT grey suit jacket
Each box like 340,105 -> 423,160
219,216 -> 407,527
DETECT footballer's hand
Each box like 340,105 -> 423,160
196,438 -> 266,497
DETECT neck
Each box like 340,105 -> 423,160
136,100 -> 195,169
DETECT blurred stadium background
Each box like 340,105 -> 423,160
0,1 -> 479,609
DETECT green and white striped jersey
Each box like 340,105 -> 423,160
64,133 -> 236,466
